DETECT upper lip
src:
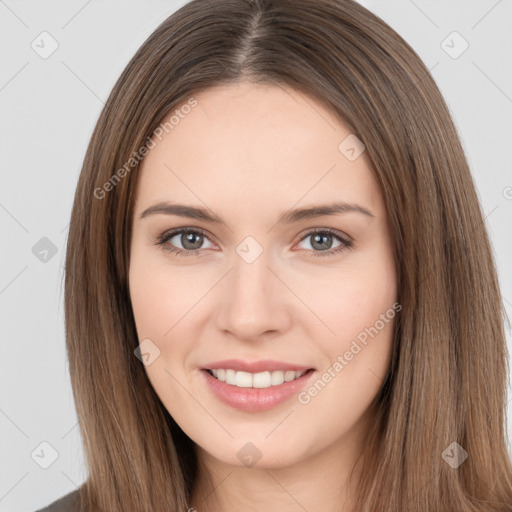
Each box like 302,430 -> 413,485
202,359 -> 314,373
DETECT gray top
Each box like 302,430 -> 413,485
35,490 -> 80,512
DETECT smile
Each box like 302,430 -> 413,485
202,362 -> 315,412
207,369 -> 306,388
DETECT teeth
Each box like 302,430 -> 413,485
284,370 -> 296,382
236,371 -> 253,388
209,369 -> 306,388
271,371 -> 285,386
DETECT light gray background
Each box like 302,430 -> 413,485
0,1 -> 511,510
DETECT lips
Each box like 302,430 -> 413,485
201,359 -> 315,412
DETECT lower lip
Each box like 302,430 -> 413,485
202,369 -> 314,412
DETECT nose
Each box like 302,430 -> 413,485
214,249 -> 293,342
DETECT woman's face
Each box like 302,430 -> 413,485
129,81 -> 398,470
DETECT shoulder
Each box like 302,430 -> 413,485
34,489 -> 80,512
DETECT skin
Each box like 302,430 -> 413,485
129,81 -> 398,512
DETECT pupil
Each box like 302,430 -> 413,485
183,232 -> 202,250
312,233 -> 331,251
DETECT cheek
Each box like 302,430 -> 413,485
295,274 -> 397,441
304,259 -> 397,345
128,252 -> 200,410
299,242 -> 397,397
129,244 -> 210,339
128,247 -> 219,406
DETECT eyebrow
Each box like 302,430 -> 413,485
139,201 -> 375,226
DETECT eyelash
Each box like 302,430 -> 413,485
154,227 -> 353,258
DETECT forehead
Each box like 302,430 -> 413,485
134,81 -> 382,217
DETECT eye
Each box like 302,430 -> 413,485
296,228 -> 353,258
154,227 -> 353,258
155,228 -> 214,256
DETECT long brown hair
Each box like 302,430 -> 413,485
64,0 -> 512,510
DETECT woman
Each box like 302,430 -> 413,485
37,0 -> 512,510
